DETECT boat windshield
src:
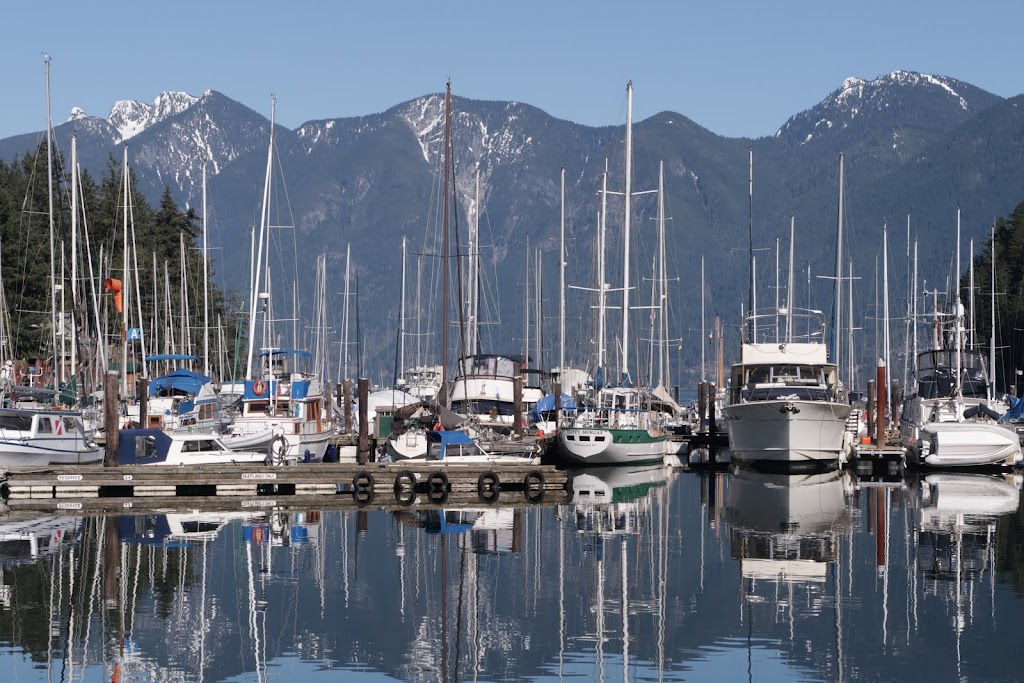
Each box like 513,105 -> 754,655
916,350 -> 988,399
0,414 -> 33,431
744,387 -> 830,402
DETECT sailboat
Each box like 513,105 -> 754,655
557,82 -> 669,466
722,155 -> 852,466
898,210 -> 1022,467
228,99 -> 334,462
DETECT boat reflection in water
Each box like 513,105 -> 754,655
914,471 -> 1019,586
0,512 -> 79,566
725,464 -> 853,584
392,507 -> 520,554
570,462 -> 673,535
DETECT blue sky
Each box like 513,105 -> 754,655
3,0 -> 1023,140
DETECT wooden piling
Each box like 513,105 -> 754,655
697,381 -> 708,435
103,372 -> 119,467
890,379 -> 900,427
866,379 -> 876,443
708,383 -> 717,465
875,360 -> 887,447
137,378 -> 148,428
513,374 -> 523,438
357,378 -> 369,464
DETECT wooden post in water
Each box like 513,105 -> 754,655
875,360 -> 887,447
513,374 -> 523,438
357,378 -> 369,464
343,380 -> 353,435
136,378 -> 148,429
103,372 -> 119,466
866,379 -> 876,444
325,381 -> 333,418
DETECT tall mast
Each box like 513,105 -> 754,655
658,161 -> 669,387
968,239 -> 975,349
342,244 -> 350,382
535,249 -> 543,369
848,259 -> 855,389
45,55 -> 60,386
202,164 -> 210,377
913,240 -> 919,379
954,209 -> 962,398
748,149 -> 754,341
883,220 -> 891,407
70,135 -> 79,383
559,167 -> 566,374
833,154 -> 845,374
700,256 -> 706,382
121,145 -> 131,396
245,97 -> 276,380
990,222 -> 997,398
467,171 -> 479,356
598,166 -> 608,372
621,82 -> 633,380
441,80 -> 451,392
786,215 -> 795,343
523,236 -> 531,363
400,235 -> 407,378
775,237 -> 780,336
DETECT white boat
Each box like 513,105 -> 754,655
396,364 -> 443,402
559,387 -> 668,465
448,354 -> 544,431
117,428 -> 270,466
385,427 -> 539,465
900,349 -> 1022,467
722,310 -> 852,466
0,512 -> 80,565
0,408 -> 100,466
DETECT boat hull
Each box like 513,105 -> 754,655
722,400 -> 851,464
0,441 -> 102,467
557,427 -> 667,465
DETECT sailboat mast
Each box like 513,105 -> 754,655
121,145 -> 130,396
658,161 -> 668,387
441,81 -> 452,393
834,154 -> 845,375
342,244 -> 350,382
955,209 -> 962,396
400,235 -> 407,378
786,215 -> 795,343
991,222 -> 997,397
748,149 -> 754,341
621,81 -> 633,380
700,256 -> 706,382
245,98 -> 276,380
467,171 -> 479,356
883,220 -> 891,408
45,56 -> 60,387
848,259 -> 855,390
202,164 -> 210,377
559,167 -> 565,374
969,239 -> 975,349
598,167 -> 608,372
913,240 -> 919,379
70,135 -> 79,383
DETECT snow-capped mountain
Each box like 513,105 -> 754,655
106,91 -> 200,143
775,71 -> 1002,158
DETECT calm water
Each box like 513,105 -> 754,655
1,464 -> 1023,682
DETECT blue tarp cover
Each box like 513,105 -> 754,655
148,369 -> 211,396
529,393 -> 577,422
145,354 -> 199,362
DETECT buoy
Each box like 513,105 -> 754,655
859,435 -> 872,445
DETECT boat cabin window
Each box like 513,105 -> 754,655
36,418 -> 52,434
182,439 -> 220,453
746,387 -> 829,401
63,417 -> 78,433
0,414 -> 34,431
134,435 -> 159,460
247,400 -> 270,415
743,365 -> 823,385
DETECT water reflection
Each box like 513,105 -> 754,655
0,464 -> 1021,682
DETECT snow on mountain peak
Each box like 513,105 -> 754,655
108,91 -> 200,142
67,106 -> 88,122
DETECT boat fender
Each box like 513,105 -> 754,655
426,471 -> 449,503
432,421 -> 444,431
393,469 -> 417,505
123,421 -> 132,429
523,470 -> 545,504
352,471 -> 375,506
963,404 -> 1001,421
477,471 -> 500,504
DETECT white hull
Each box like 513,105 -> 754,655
384,430 -> 539,465
558,427 -> 667,465
919,421 -> 1022,467
0,440 -> 101,467
723,400 -> 851,464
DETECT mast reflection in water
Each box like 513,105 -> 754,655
1,461 -> 1023,682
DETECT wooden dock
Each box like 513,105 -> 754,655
0,462 -> 570,512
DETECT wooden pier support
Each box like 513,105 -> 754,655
103,372 -> 119,467
875,360 -> 886,446
357,378 -> 369,464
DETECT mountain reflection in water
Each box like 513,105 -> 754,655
0,463 -> 1022,682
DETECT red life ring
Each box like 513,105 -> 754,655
251,527 -> 266,544
253,380 -> 266,396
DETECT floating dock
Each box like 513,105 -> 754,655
0,462 -> 570,512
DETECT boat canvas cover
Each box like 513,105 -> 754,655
741,342 -> 828,365
117,428 -> 173,465
529,393 -> 576,421
149,369 -> 211,397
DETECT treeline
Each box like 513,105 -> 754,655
963,200 -> 1024,392
0,142 -> 242,381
